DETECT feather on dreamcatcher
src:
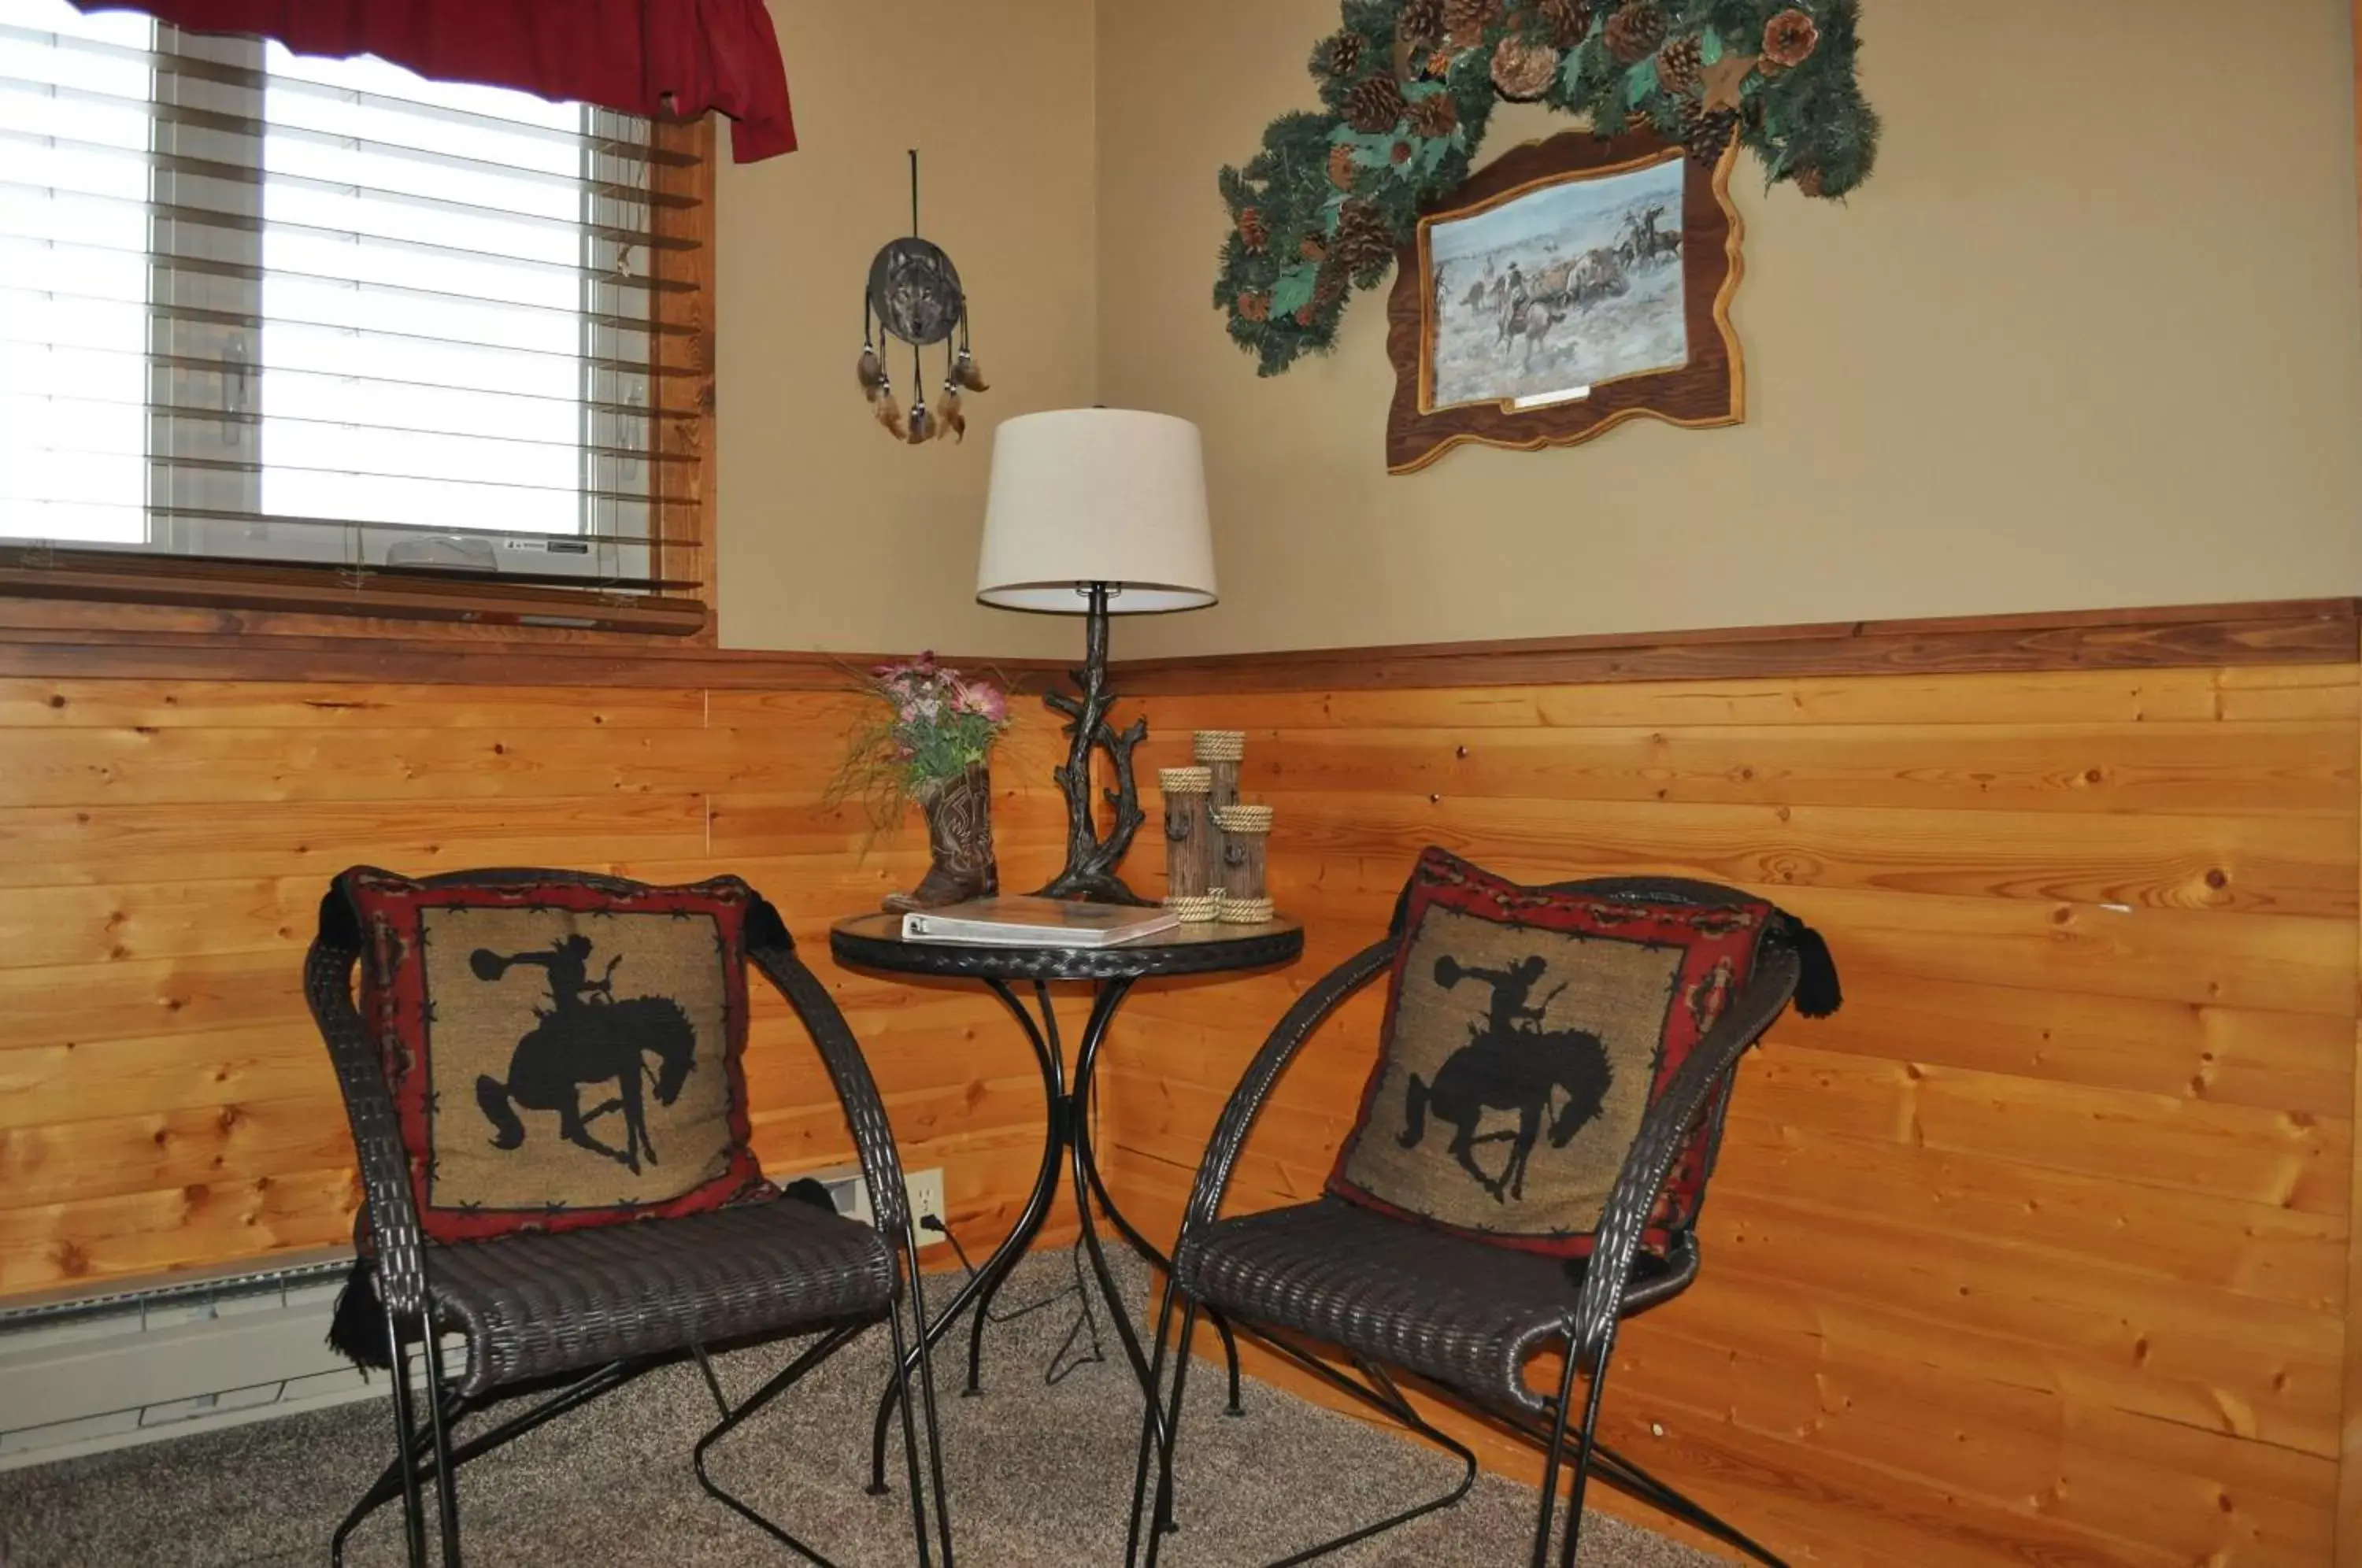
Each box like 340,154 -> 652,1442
859,151 -> 987,445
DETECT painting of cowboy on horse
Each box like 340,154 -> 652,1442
1397,951 -> 1614,1204
470,934 -> 700,1176
1424,151 -> 1690,412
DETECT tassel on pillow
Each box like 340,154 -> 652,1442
1778,915 -> 1842,1019
780,1177 -> 836,1214
324,1256 -> 394,1374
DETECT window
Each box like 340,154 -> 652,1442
0,0 -> 712,634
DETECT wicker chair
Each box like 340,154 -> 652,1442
305,870 -> 953,1568
1127,876 -> 1827,1568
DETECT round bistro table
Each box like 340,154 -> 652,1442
830,912 -> 1305,1496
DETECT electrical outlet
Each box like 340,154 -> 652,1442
904,1167 -> 946,1241
808,1163 -> 949,1247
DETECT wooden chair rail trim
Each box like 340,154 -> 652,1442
0,597 -> 2349,689
0,619 -> 1071,690
0,555 -> 711,640
1112,598 -> 2361,694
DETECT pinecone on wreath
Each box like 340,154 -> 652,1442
1316,29 -> 1368,82
1327,142 -> 1360,189
1443,0 -> 1502,50
1235,206 -> 1270,253
1331,199 -> 1399,279
1490,35 -> 1560,100
1344,76 -> 1409,132
1408,88 -> 1460,138
1237,290 -> 1271,322
1399,0 -> 1448,50
1535,0 -> 1590,49
1761,7 -> 1821,69
1656,35 -> 1701,95
1604,0 -> 1666,64
1680,102 -> 1740,164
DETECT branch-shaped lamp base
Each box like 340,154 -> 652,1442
1036,583 -> 1152,906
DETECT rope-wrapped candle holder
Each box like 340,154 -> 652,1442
1212,803 -> 1274,924
1194,731 -> 1244,804
1194,730 -> 1245,893
1157,766 -> 1221,923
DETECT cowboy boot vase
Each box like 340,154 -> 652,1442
883,763 -> 1000,913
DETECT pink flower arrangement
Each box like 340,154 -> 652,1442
833,652 -> 1013,827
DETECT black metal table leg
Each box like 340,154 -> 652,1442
1064,979 -> 1156,1396
1072,1096 -> 1247,1415
1064,978 -> 1245,1413
866,978 -> 1068,1493
964,981 -> 1072,1389
851,949 -> 1293,1498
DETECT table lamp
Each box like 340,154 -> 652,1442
977,409 -> 1218,904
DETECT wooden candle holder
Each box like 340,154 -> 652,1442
1212,803 -> 1274,924
1157,766 -> 1220,923
1194,730 -> 1244,891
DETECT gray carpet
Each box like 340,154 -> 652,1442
0,1253 -> 1715,1567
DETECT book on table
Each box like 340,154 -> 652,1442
899,896 -> 1183,948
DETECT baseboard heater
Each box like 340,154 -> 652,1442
0,1252 -> 396,1471
0,1174 -> 930,1471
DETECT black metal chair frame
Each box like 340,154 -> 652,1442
305,870 -> 955,1568
1127,877 -> 1807,1568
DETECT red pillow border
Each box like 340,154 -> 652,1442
341,867 -> 768,1244
1325,848 -> 1774,1259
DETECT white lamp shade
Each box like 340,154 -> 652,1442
976,409 -> 1218,614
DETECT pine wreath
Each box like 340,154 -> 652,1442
1216,0 -> 1880,375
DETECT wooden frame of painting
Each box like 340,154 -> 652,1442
1385,127 -> 1746,475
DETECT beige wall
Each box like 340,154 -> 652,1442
713,0 -> 1098,656
1097,0 -> 2362,657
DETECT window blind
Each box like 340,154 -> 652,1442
0,0 -> 705,598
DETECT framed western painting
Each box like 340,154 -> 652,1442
1386,128 -> 1745,474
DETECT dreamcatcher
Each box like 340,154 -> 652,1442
857,151 -> 988,444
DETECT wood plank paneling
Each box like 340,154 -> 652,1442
0,675 -> 1075,1297
3,612 -> 2356,1563
1137,722 -> 2356,817
1097,661 -> 2359,1568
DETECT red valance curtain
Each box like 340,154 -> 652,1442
69,0 -> 796,161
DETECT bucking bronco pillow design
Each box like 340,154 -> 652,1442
341,868 -> 770,1244
1327,849 -> 1772,1258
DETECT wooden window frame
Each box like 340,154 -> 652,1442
0,116 -> 719,645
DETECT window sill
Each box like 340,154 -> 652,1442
0,549 -> 709,640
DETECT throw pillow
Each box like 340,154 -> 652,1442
339,867 -> 772,1244
1327,848 -> 1773,1258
